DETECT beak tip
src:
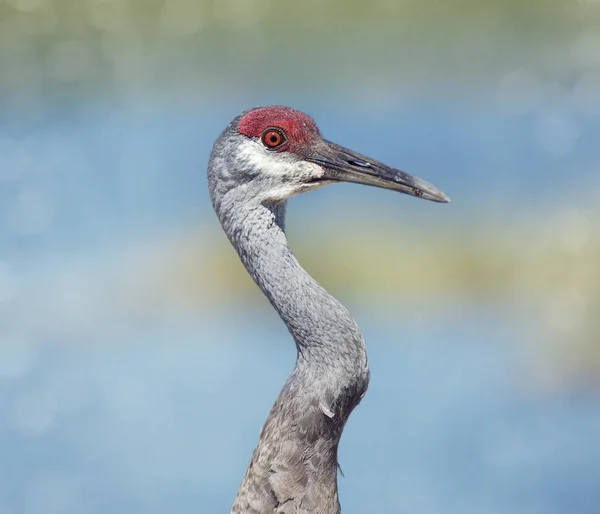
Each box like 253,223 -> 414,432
438,192 -> 451,203
424,188 -> 450,204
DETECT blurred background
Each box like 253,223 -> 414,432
1,0 -> 599,512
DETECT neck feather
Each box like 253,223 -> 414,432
219,197 -> 365,365
215,192 -> 370,514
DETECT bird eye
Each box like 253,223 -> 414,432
261,129 -> 286,149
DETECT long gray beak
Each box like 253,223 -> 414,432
306,140 -> 450,203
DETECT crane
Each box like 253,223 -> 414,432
207,106 -> 449,514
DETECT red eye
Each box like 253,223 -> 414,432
261,129 -> 286,149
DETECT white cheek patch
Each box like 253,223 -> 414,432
264,184 -> 303,201
236,138 -> 324,181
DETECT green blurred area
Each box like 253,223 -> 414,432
0,0 -> 596,105
128,207 -> 598,389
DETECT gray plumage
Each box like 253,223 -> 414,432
207,106 -> 449,514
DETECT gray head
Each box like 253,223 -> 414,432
208,105 -> 449,217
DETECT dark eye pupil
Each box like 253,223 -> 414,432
270,135 -> 278,143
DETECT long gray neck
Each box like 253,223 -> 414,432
219,197 -> 366,368
216,194 -> 369,514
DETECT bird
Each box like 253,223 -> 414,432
207,106 -> 449,514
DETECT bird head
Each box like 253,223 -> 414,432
208,105 -> 449,208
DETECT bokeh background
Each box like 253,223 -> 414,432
1,0 -> 600,513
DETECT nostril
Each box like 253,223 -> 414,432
348,159 -> 371,168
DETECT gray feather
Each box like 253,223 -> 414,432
209,115 -> 370,514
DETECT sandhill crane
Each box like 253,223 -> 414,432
207,106 -> 449,513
